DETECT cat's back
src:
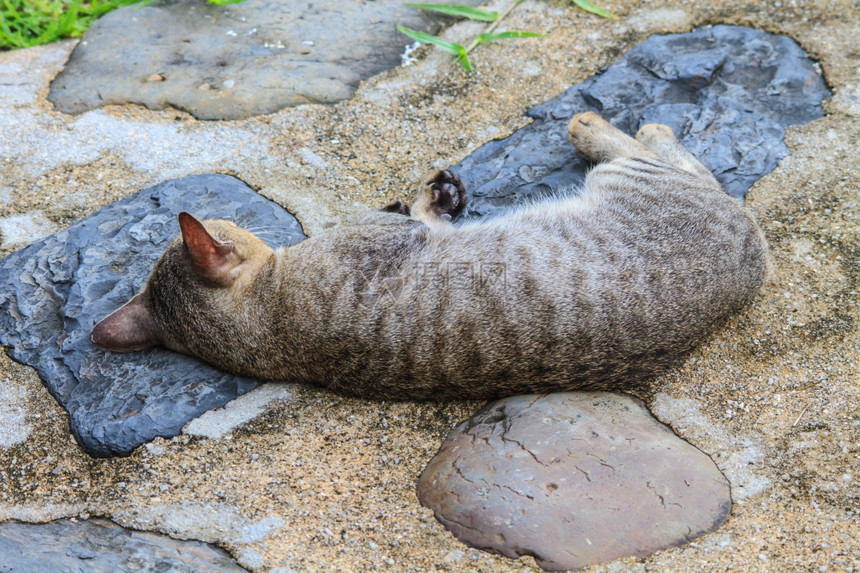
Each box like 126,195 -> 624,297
423,161 -> 765,288
274,161 -> 767,398
372,161 -> 766,396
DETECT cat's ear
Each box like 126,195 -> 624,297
178,212 -> 242,286
91,292 -> 161,352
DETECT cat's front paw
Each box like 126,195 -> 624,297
424,169 -> 466,222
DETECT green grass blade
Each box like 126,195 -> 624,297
476,31 -> 546,44
456,50 -> 472,72
571,0 -> 616,19
397,24 -> 472,71
396,24 -> 465,56
0,1 -> 24,49
1,0 -> 149,50
57,5 -> 82,38
405,3 -> 498,22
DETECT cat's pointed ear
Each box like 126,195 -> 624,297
178,212 -> 241,285
91,292 -> 161,352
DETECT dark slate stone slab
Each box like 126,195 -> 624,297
417,392 -> 732,571
0,174 -> 305,457
47,0 -> 482,120
454,25 -> 830,217
0,518 -> 246,572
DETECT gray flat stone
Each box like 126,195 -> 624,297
417,392 -> 732,571
0,518 -> 246,572
47,0 -> 480,120
454,25 -> 830,217
0,174 -> 305,457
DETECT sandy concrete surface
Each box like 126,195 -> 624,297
0,0 -> 858,571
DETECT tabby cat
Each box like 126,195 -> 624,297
91,113 -> 768,399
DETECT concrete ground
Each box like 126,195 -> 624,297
0,0 -> 858,571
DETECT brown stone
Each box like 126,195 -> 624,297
418,392 -> 732,571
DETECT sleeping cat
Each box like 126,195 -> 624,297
91,113 -> 768,399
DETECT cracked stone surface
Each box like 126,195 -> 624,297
47,0 -> 481,120
0,174 -> 305,457
0,517 -> 245,572
454,24 -> 830,218
417,392 -> 732,571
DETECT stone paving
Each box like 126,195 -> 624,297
0,0 -> 858,571
0,517 -> 246,572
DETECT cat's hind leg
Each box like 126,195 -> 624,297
635,123 -> 718,184
568,112 -> 658,163
410,169 -> 466,226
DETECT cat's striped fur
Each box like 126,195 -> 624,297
91,113 -> 768,399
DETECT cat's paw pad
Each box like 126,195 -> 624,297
425,170 -> 466,222
568,112 -> 655,163
567,112 -> 615,161
635,123 -> 676,146
381,200 -> 411,216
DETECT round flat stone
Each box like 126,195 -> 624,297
417,392 -> 731,571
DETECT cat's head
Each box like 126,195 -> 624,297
90,212 -> 273,353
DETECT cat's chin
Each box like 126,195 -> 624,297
91,292 -> 160,352
91,322 -> 152,353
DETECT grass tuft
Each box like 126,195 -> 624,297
0,0 -> 140,50
399,0 -> 615,72
399,1 -> 546,73
0,0 -> 249,51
